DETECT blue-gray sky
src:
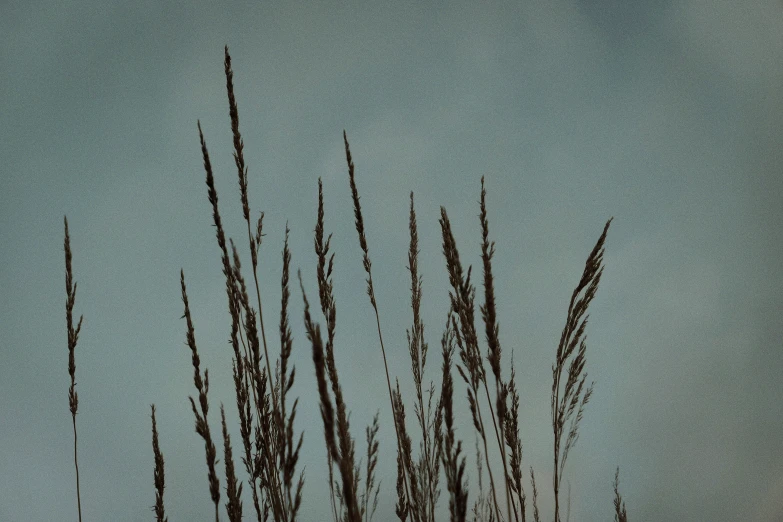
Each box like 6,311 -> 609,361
1,1 -> 782,520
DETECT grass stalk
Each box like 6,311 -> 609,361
439,207 -> 502,521
63,216 -> 83,522
613,467 -> 628,522
221,404 -> 244,522
550,218 -> 612,522
529,468 -> 541,522
180,270 -> 221,522
436,313 -> 468,522
223,45 -> 281,439
314,178 -> 343,522
478,177 -> 515,522
503,354 -> 526,521
407,192 -> 441,522
299,271 -> 362,522
343,131 -> 414,510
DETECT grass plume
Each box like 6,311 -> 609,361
343,132 -> 413,513
613,467 -> 629,522
150,405 -> 168,522
550,218 -> 612,522
180,270 -> 221,521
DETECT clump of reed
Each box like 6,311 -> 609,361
62,46 -> 628,522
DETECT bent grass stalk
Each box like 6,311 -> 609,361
550,218 -> 612,522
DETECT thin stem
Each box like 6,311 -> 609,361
476,387 -> 503,521
72,415 -> 82,522
482,377 -> 512,522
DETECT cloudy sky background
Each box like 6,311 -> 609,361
1,1 -> 782,520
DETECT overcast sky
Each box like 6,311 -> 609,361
1,1 -> 782,521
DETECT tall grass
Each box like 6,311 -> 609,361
62,46 -> 627,521
63,216 -> 83,522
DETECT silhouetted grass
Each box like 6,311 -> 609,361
61,46 -> 628,522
